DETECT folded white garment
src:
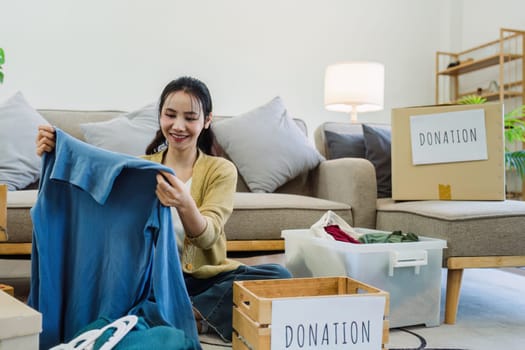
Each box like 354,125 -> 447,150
49,315 -> 138,350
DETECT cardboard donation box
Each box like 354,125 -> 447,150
391,103 -> 505,200
232,277 -> 389,350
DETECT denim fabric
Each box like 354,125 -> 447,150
29,129 -> 199,349
185,263 -> 292,342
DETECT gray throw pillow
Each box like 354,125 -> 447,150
0,92 -> 49,190
80,102 -> 158,156
362,124 -> 392,198
212,96 -> 325,193
325,130 -> 366,159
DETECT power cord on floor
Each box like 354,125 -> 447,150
199,339 -> 231,348
389,328 -> 468,350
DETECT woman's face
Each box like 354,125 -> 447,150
159,91 -> 211,153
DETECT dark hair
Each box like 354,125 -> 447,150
145,76 -> 214,155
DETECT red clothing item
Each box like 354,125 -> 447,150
324,225 -> 361,244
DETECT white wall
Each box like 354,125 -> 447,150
441,0 -> 525,108
1,0 -> 521,136
459,0 -> 525,49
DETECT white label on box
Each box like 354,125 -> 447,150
271,296 -> 385,350
409,109 -> 488,165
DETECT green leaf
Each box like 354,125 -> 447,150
457,94 -> 487,104
506,150 -> 525,179
0,48 -> 4,83
504,106 -> 525,145
505,105 -> 525,120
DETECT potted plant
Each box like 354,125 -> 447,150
503,105 -> 525,180
0,48 -> 4,83
457,95 -> 525,190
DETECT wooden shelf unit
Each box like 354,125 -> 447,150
437,53 -> 522,76
435,28 -> 525,105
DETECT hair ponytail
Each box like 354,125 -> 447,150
145,129 -> 166,155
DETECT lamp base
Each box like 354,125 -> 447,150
350,106 -> 358,123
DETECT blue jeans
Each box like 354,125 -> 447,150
184,264 -> 292,342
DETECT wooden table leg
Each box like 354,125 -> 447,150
445,268 -> 463,324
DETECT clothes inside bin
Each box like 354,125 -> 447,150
312,210 -> 419,244
358,230 -> 419,243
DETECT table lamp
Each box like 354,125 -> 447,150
324,61 -> 384,123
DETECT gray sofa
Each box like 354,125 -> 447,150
315,121 -> 525,325
2,109 -> 376,257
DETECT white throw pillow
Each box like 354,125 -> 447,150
80,102 -> 158,156
212,96 -> 324,193
0,92 -> 49,190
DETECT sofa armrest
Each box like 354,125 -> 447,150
312,158 -> 377,229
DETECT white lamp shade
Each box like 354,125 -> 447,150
324,62 -> 384,113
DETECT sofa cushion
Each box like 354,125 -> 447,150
362,124 -> 392,198
0,92 -> 48,190
325,130 -> 366,159
315,122 -> 392,199
39,110 -> 124,141
80,102 -> 158,156
212,96 -> 324,193
225,192 -> 352,240
376,198 -> 525,261
5,190 -> 37,243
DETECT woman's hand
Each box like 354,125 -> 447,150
156,171 -> 207,238
156,171 -> 192,209
36,125 -> 56,156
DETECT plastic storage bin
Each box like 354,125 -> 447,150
282,228 -> 447,328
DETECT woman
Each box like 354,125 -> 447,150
37,76 -> 291,342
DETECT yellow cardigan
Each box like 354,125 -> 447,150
142,149 -> 242,278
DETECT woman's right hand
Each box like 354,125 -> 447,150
36,125 -> 56,156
